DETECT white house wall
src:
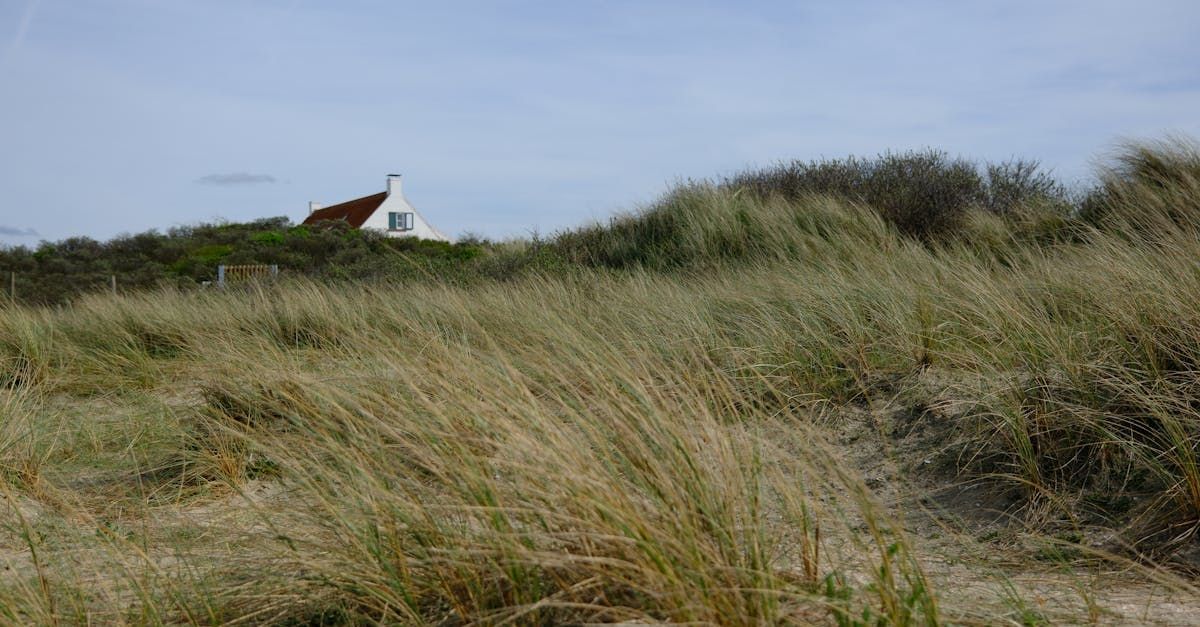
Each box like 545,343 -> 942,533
359,186 -> 451,242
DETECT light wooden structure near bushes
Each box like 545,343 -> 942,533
217,264 -> 279,288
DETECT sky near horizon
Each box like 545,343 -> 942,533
1,1 -> 1198,245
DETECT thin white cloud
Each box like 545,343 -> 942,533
6,0 -> 43,58
0,225 -> 38,237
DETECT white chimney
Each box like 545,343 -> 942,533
387,173 -> 403,196
308,201 -> 323,215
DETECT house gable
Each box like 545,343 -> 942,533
302,175 -> 451,242
358,179 -> 450,241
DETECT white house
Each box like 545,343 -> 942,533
302,174 -> 451,242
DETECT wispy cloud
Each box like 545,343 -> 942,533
196,172 -> 277,186
0,226 -> 39,237
6,0 -> 43,58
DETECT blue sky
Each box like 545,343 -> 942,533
1,0 -> 1198,245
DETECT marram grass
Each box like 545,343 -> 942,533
4,140 -> 1200,623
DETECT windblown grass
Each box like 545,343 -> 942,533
3,138 -> 1200,623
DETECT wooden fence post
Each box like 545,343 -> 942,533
9,271 -> 14,305
111,275 -> 117,296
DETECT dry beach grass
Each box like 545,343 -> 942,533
4,140 -> 1200,623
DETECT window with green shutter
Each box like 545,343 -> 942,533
388,212 -> 415,231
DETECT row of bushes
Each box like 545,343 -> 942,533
729,151 -> 1068,234
0,218 -> 485,306
4,138 -> 1198,306
550,138 -> 1200,269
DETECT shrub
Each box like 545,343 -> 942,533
192,244 -> 234,264
867,150 -> 983,238
983,159 -> 1069,215
725,149 -> 985,239
250,231 -> 286,246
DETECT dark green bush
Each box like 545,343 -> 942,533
725,149 -> 987,239
724,150 -> 1076,240
251,231 -> 286,246
983,159 -> 1069,215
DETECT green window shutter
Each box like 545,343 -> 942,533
388,212 -> 397,230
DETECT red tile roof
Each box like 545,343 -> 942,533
301,191 -> 387,228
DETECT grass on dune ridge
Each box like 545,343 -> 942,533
2,138 -> 1200,623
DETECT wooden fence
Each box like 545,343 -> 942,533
217,264 -> 279,287
0,267 -> 282,305
6,271 -> 118,304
